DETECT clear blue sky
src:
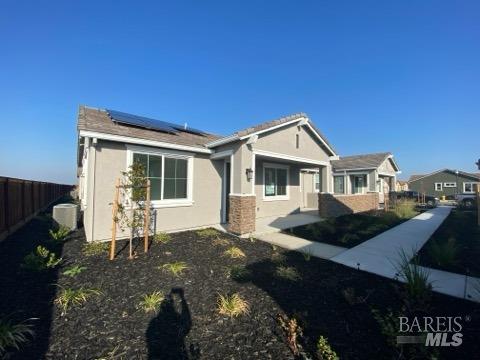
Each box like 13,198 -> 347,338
0,1 -> 478,184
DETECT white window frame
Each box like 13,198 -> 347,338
126,145 -> 194,208
263,162 -> 290,201
443,182 -> 457,188
314,172 -> 321,192
434,182 -> 443,191
463,182 -> 478,194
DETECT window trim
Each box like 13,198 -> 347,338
463,182 -> 478,194
443,182 -> 457,188
126,145 -> 194,208
314,172 -> 321,193
434,182 -> 442,191
262,162 -> 290,201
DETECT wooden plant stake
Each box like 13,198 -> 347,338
110,178 -> 120,260
144,179 -> 151,253
477,186 -> 480,226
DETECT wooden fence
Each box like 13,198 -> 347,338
0,176 -> 74,240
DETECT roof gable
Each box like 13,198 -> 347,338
408,169 -> 480,183
332,152 -> 399,172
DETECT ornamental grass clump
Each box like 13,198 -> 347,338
55,287 -> 101,316
224,246 -> 246,259
428,238 -> 458,267
275,266 -> 301,282
196,228 -> 220,238
227,265 -> 252,281
160,261 -> 188,276
316,336 -> 339,360
392,199 -> 417,219
82,241 -> 109,256
0,318 -> 35,356
138,291 -> 165,314
153,232 -> 171,244
217,293 -> 250,318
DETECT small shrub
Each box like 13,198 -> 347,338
49,226 -> 70,242
63,265 -> 87,277
271,252 -> 287,264
22,246 -> 62,271
302,250 -> 312,262
83,241 -> 109,256
227,265 -> 252,281
0,318 -> 34,355
138,291 -> 164,313
160,261 -> 188,276
217,293 -> 249,318
317,336 -> 339,360
339,233 -> 360,245
275,266 -> 301,281
212,237 -> 231,246
428,238 -> 458,267
224,246 -> 246,259
395,249 -> 432,309
153,232 -> 171,244
392,200 -> 417,219
277,313 -> 303,356
55,287 -> 101,316
196,228 -> 220,238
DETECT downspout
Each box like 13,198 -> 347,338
90,138 -> 98,242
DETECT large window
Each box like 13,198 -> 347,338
334,176 -> 345,194
264,165 -> 288,199
463,182 -> 478,193
443,182 -> 457,188
132,152 -> 190,203
434,183 -> 442,191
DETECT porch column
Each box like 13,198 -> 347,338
228,143 -> 256,235
320,164 -> 331,193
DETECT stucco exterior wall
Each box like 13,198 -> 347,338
409,171 -> 479,198
253,123 -> 331,162
254,158 -> 303,218
87,140 -> 224,242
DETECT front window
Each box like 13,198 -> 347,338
264,166 -> 288,198
334,176 -> 345,194
352,175 -> 366,194
314,173 -> 321,192
443,182 -> 457,188
434,183 -> 442,191
133,153 -> 189,201
463,182 -> 478,193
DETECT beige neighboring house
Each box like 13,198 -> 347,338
77,106 -> 400,241
396,180 -> 408,192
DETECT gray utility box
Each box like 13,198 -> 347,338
53,203 -> 79,230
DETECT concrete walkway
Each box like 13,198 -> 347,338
255,206 -> 480,303
257,232 -> 346,259
252,211 -> 322,236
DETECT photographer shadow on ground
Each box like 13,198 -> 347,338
146,287 -> 199,360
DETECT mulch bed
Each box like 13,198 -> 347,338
1,206 -> 480,359
287,212 -> 408,248
417,209 -> 480,277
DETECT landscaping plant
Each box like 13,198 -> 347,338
0,317 -> 34,356
62,265 -> 87,277
316,335 -> 339,360
217,293 -> 249,318
48,225 -> 70,242
275,266 -> 302,281
153,232 -> 171,244
22,245 -> 62,271
391,199 -> 417,219
224,246 -> 246,259
196,228 -> 220,238
277,313 -> 303,356
138,291 -> 165,313
160,261 -> 188,276
227,265 -> 251,281
83,241 -> 109,257
212,237 -> 231,246
55,287 -> 101,316
428,237 -> 458,267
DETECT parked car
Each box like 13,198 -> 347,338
455,193 -> 477,208
393,190 -> 438,207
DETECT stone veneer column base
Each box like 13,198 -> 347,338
318,193 -> 379,217
228,195 -> 256,235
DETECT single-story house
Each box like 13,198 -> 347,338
396,180 -> 408,192
77,106 -> 400,241
408,169 -> 480,198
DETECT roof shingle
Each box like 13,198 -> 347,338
331,152 -> 393,171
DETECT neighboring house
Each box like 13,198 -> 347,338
396,180 -> 408,192
77,106 -> 399,241
330,153 -> 400,204
408,169 -> 480,198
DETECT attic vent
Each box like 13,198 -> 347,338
295,134 -> 300,149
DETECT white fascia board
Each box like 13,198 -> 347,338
210,149 -> 234,159
79,130 -> 212,154
238,117 -> 306,140
387,155 -> 400,172
303,122 -> 337,157
333,167 -> 376,172
253,149 -> 329,166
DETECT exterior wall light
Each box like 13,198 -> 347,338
246,168 -> 254,181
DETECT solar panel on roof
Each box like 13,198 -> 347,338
106,109 -> 205,136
